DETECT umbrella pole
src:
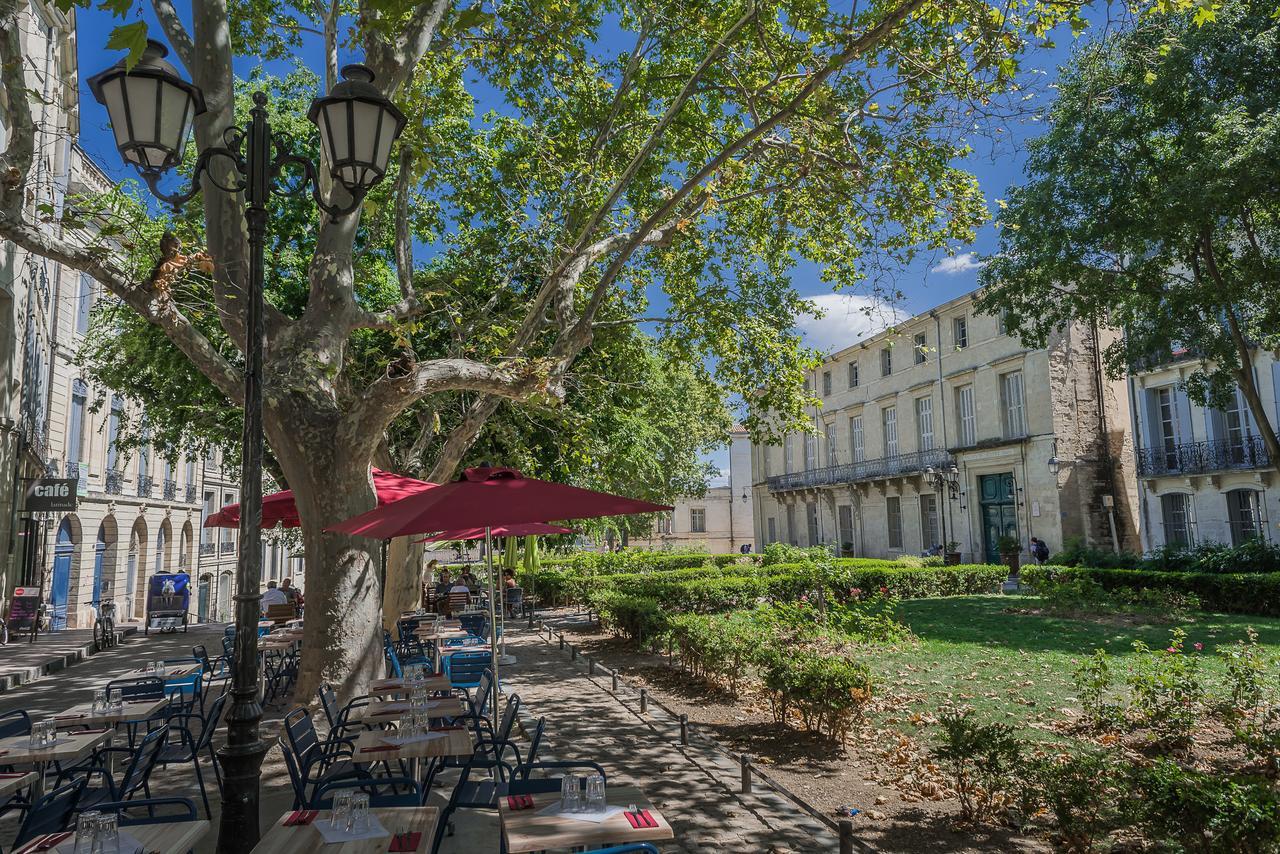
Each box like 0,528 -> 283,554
486,526 -> 500,729
498,538 -> 516,665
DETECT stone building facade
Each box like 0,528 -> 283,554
750,290 -> 1139,562
1128,346 -> 1280,550
634,426 -> 755,554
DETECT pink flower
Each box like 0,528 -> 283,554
879,586 -> 889,595
1193,642 -> 1204,651
850,587 -> 863,598
799,594 -> 809,603
1166,647 -> 1178,654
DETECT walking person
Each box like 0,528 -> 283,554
1029,537 -> 1050,566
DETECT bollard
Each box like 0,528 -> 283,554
839,819 -> 854,854
679,714 -> 688,745
558,634 -> 564,650
570,645 -> 578,661
587,656 -> 595,676
740,754 -> 752,794
611,671 -> 618,693
639,688 -> 648,715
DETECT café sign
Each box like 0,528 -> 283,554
25,477 -> 78,512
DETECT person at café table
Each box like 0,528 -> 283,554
259,580 -> 288,614
458,566 -> 478,591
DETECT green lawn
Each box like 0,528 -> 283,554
870,595 -> 1280,734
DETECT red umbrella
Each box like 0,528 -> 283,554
325,466 -> 670,538
413,522 -> 574,544
204,468 -> 436,529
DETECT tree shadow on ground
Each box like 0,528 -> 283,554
858,806 -> 1049,853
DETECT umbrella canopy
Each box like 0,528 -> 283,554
412,522 -> 573,544
326,466 -> 670,539
203,468 -> 436,529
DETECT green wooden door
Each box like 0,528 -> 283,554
979,473 -> 1019,563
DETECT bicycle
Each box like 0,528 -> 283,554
93,598 -> 117,652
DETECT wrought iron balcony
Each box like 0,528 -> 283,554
220,540 -> 236,555
1137,436 -> 1270,477
137,474 -> 153,498
199,542 -> 216,557
767,448 -> 954,492
65,460 -> 81,479
163,479 -> 177,500
185,484 -> 197,503
105,469 -> 124,495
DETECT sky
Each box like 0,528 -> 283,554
71,3 -> 1102,488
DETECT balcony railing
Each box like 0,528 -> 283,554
105,469 -> 124,495
199,542 -> 216,557
163,479 -> 177,500
185,484 -> 197,504
220,541 -> 236,555
137,475 -> 153,498
65,460 -> 80,479
767,448 -> 954,492
1137,436 -> 1270,477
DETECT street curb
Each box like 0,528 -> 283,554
0,625 -> 140,694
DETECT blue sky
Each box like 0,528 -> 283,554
73,4 -> 1100,486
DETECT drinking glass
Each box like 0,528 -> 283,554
95,813 -> 119,854
350,793 -> 370,834
109,689 -> 123,710
412,709 -> 428,734
155,659 -> 166,675
330,791 -> 354,831
73,811 -> 99,854
92,689 -> 108,715
398,713 -> 414,738
560,773 -> 581,813
585,774 -> 606,812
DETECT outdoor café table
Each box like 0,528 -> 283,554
126,662 -> 203,680
252,806 -> 439,854
498,783 -> 675,854
352,724 -> 473,784
0,771 -> 35,798
366,676 -> 452,696
359,697 -> 467,720
53,697 -> 169,729
0,728 -> 113,798
14,818 -> 210,854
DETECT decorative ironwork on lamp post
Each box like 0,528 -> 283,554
923,462 -> 961,563
88,41 -> 405,852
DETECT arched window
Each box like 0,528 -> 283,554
155,526 -> 167,573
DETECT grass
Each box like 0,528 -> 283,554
868,595 -> 1280,736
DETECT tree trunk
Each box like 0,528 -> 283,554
1223,307 -> 1280,467
381,537 -> 424,631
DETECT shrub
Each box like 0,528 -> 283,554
1025,570 -> 1201,620
1049,536 -> 1142,569
1024,565 -> 1280,617
758,650 -> 872,741
1125,628 -> 1206,749
1072,648 -> 1125,730
589,591 -> 665,643
931,708 -> 1024,825
1131,760 -> 1280,853
1025,752 -> 1128,850
760,542 -> 830,566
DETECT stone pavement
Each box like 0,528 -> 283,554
499,622 -> 844,853
0,621 -> 145,693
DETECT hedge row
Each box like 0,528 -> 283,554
540,551 -> 738,575
1023,565 -> 1280,618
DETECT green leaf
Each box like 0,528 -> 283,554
106,22 -> 149,70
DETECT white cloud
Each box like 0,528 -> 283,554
796,293 -> 897,355
931,252 -> 984,275
707,466 -> 730,488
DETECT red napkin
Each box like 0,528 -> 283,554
284,810 -> 318,827
505,795 -> 534,810
360,745 -> 399,753
30,831 -> 72,851
388,832 -> 421,852
624,810 -> 657,829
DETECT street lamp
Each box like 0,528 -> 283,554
89,41 -> 405,853
924,462 -> 961,563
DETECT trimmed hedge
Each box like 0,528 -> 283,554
541,551 -> 738,574
1024,565 -> 1280,618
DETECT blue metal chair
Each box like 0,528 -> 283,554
281,708 -> 367,808
0,709 -> 31,739
317,684 -> 377,735
385,645 -> 404,679
104,676 -> 168,745
158,691 -> 227,817
74,724 -> 170,811
192,644 -> 231,696
309,777 -> 422,809
161,658 -> 205,713
444,651 -> 489,689
92,797 -> 197,825
431,744 -> 515,854
12,780 -> 85,847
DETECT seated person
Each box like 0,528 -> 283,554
260,580 -> 289,614
458,567 -> 478,591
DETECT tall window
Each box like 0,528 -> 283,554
786,505 -> 798,545
656,513 -> 672,535
886,497 -> 903,549
838,504 -> 853,547
997,310 -> 1011,335
913,332 -> 928,364
1156,387 -> 1179,468
766,517 -> 777,543
1160,493 -> 1193,547
953,316 -> 968,350
1227,489 -> 1265,545
1223,391 -> 1250,461
848,362 -> 859,388
68,380 -> 87,466
920,494 -> 939,551
822,370 -> 832,396
200,491 -> 214,544
803,432 -> 817,469
1000,371 -> 1026,438
882,406 -> 898,456
106,396 -> 123,470
783,434 -> 793,474
956,384 -> 976,446
806,502 -> 819,546
825,423 -> 837,466
762,445 -> 771,478
689,508 -> 706,533
223,492 -> 237,551
880,347 -> 892,377
849,416 -> 864,462
75,273 -> 93,334
184,457 -> 195,486
915,397 -> 934,451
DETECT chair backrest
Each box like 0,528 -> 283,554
396,618 -> 422,642
317,684 -> 340,729
0,709 -> 31,739
310,777 -> 423,809
265,602 -> 297,623
496,694 -> 521,744
384,645 -> 403,679
119,725 -> 169,798
106,676 -> 165,702
447,590 -> 470,612
520,717 -> 546,779
506,586 -> 523,609
221,636 -> 235,660
94,797 -> 197,826
195,692 -> 228,751
283,708 -> 321,768
445,651 -> 490,689
458,613 -> 486,639
191,644 -> 211,668
279,739 -> 308,809
14,779 -> 85,846
223,625 -> 236,637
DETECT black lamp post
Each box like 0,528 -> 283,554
924,462 -> 961,563
89,41 -> 405,852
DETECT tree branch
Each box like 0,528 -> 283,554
362,0 -> 451,95
151,0 -> 196,72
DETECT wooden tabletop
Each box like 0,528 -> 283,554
438,645 -> 491,659
360,697 -> 467,719
0,728 -> 113,765
253,806 -> 439,854
0,771 -> 35,798
366,676 -> 452,696
499,784 -> 674,854
14,819 -> 210,854
352,726 -> 473,761
123,664 -> 202,679
55,697 -> 170,728
260,637 -> 297,652
412,626 -> 471,641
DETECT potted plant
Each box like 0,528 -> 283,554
944,541 -> 962,566
841,541 -> 855,557
997,535 -> 1021,576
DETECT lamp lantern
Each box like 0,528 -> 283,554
308,65 -> 406,197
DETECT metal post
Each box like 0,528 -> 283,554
558,633 -> 564,650
485,526 -> 500,729
587,655 -> 595,675
679,714 -> 688,745
839,819 -> 854,854
740,754 -> 752,793
570,645 -> 578,661
216,92 -> 270,854
639,688 -> 647,715
611,671 -> 618,693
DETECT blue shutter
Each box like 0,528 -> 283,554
1174,388 -> 1194,444
1141,388 -> 1159,452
